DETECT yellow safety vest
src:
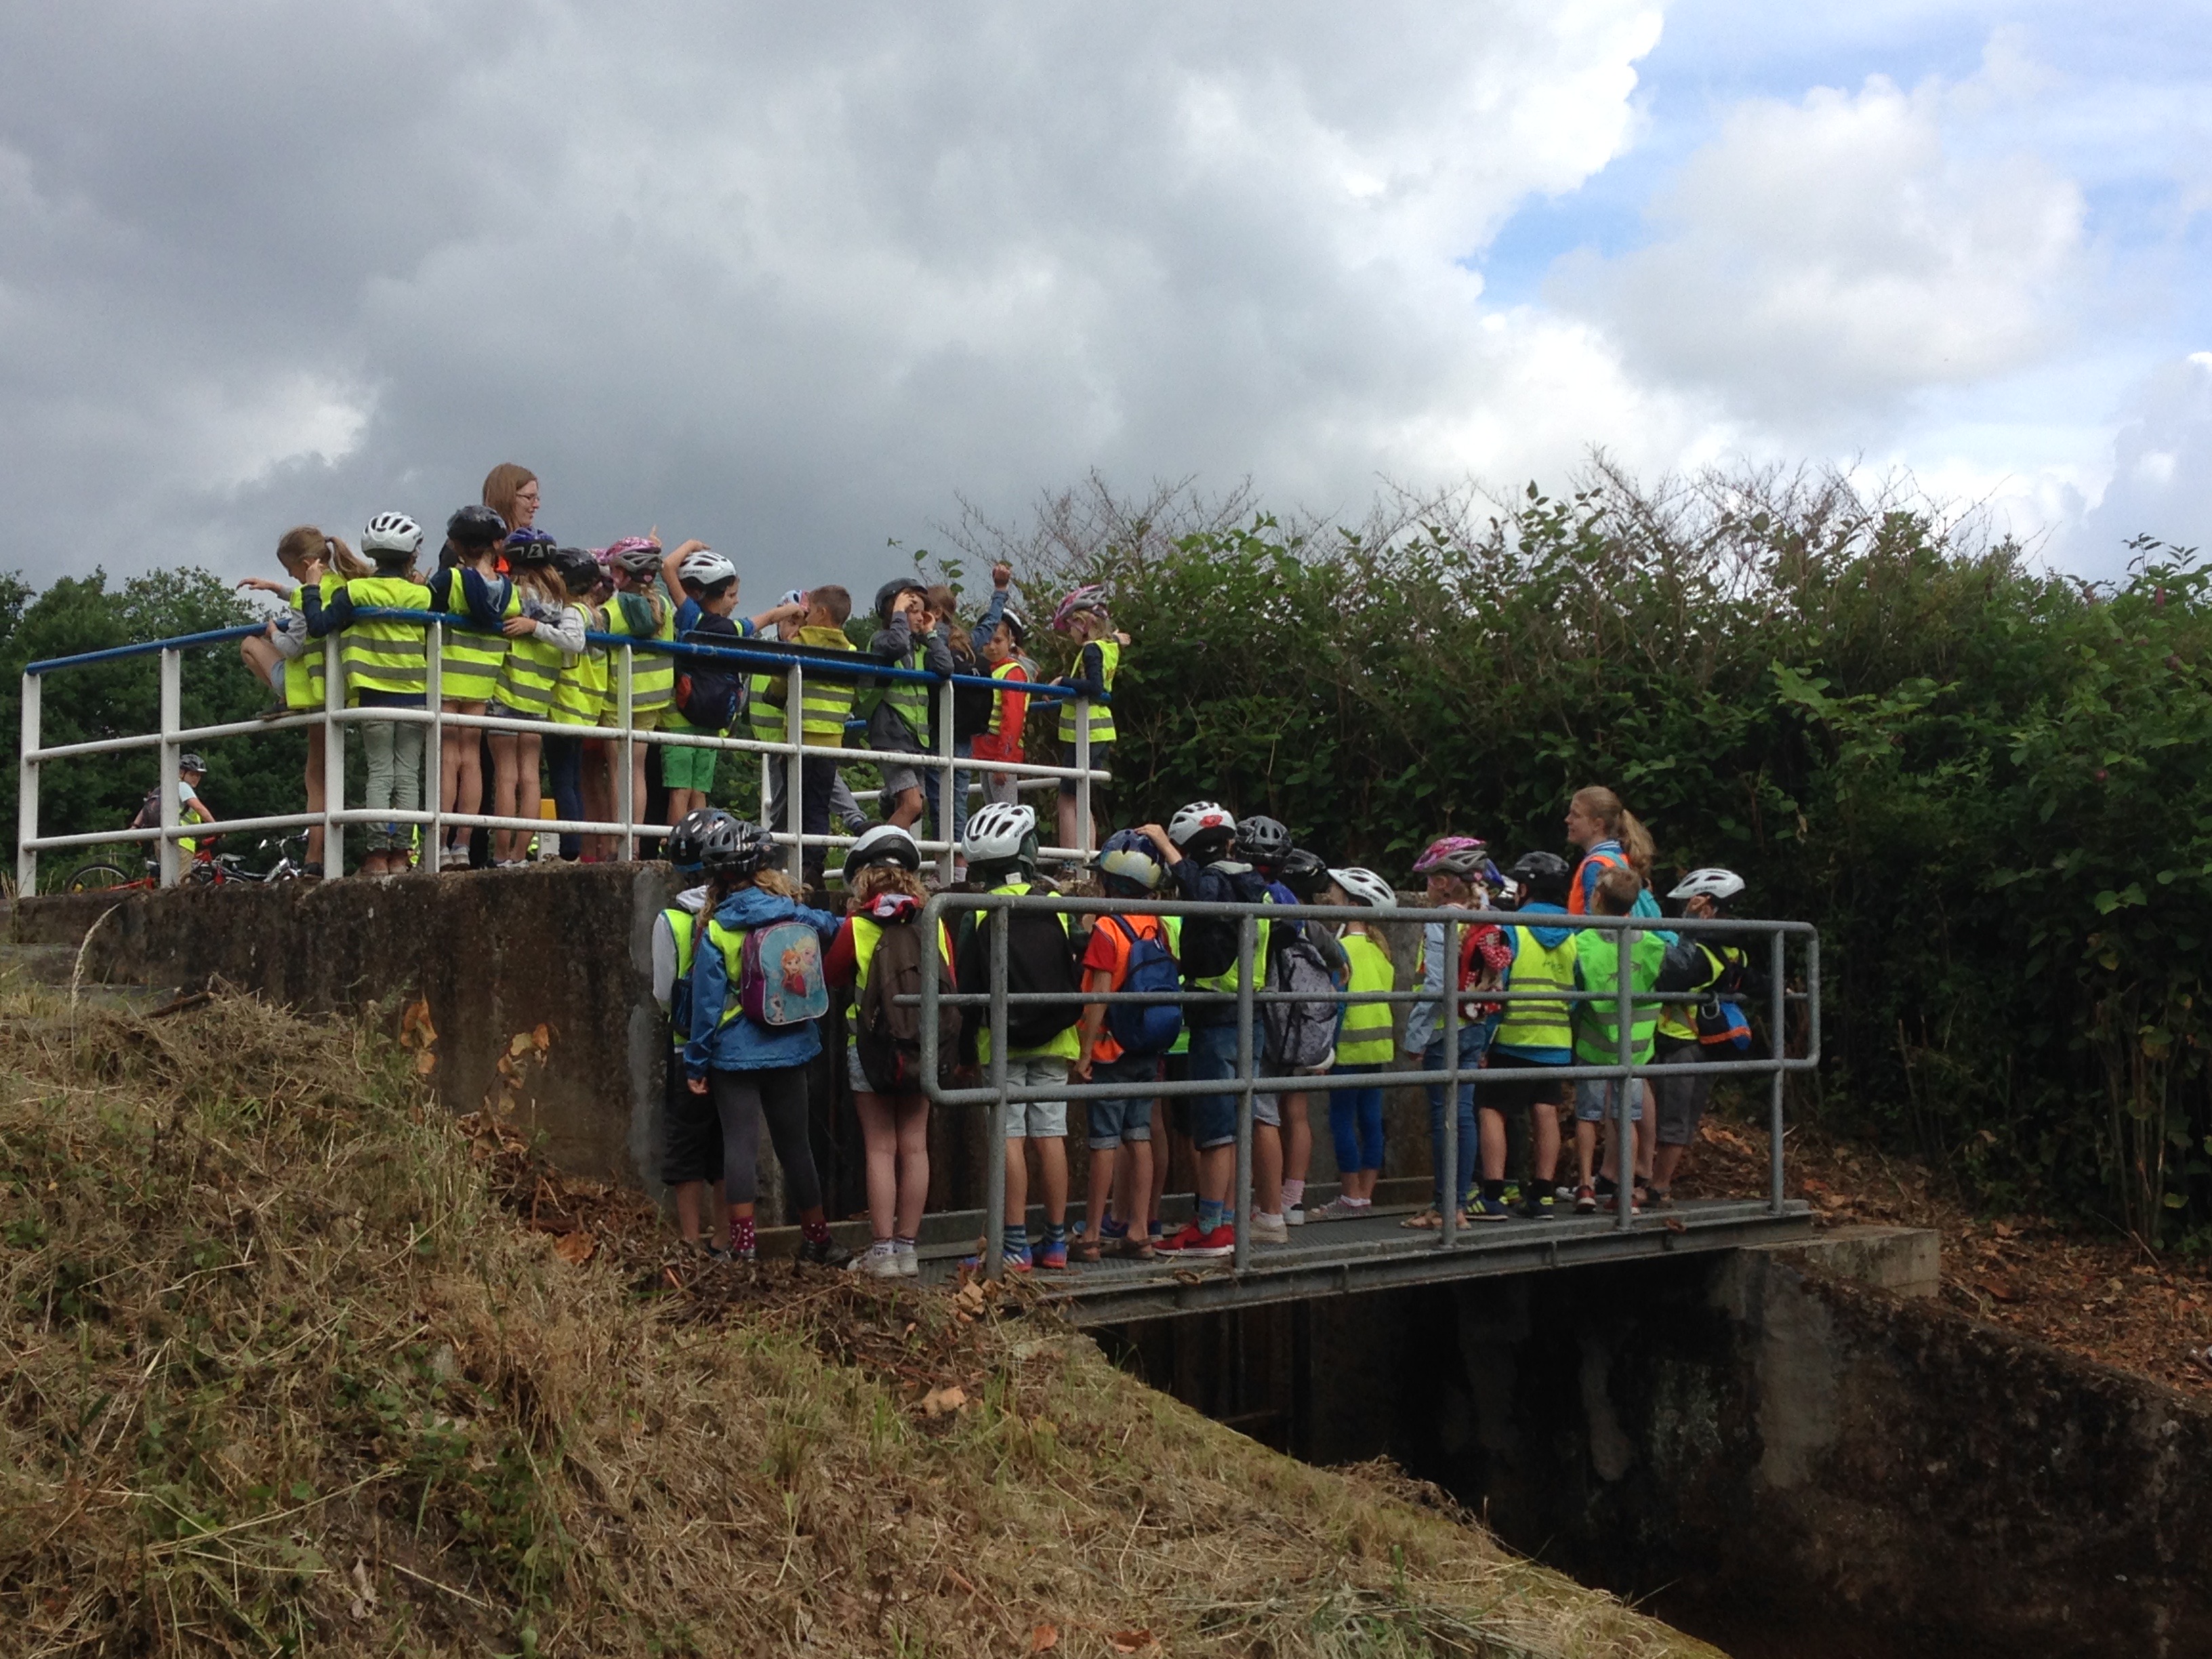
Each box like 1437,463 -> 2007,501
1336,930 -> 1395,1065
1572,928 -> 1666,1067
604,594 -> 675,722
1495,925 -> 1577,1055
338,575 -> 434,699
748,670 -> 785,744
432,569 -> 518,704
1057,637 -> 1118,745
282,577 -> 339,711
850,912 -> 955,996
551,605 -> 609,727
793,625 -> 859,748
664,907 -> 697,1046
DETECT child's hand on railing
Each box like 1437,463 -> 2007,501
501,616 -> 537,638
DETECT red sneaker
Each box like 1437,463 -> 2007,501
1157,1222 -> 1206,1254
1181,1224 -> 1235,1258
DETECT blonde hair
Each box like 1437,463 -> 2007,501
276,525 -> 371,581
851,863 -> 928,905
482,463 -> 537,528
1328,882 -> 1395,965
753,867 -> 805,901
1593,864 -> 1643,916
1572,785 -> 1654,878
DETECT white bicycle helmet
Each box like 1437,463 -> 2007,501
362,512 -> 423,558
1329,867 -> 1396,909
1167,800 -> 1235,848
1669,867 -> 1746,903
963,802 -> 1036,863
845,822 -> 920,873
676,548 -> 737,589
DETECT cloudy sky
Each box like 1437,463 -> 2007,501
3,2 -> 2206,598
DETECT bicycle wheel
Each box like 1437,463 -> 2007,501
64,863 -> 130,893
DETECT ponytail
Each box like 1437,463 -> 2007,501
1618,809 -> 1655,878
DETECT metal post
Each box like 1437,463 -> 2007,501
783,661 -> 805,879
156,647 -> 180,888
322,634 -> 346,878
424,621 -> 443,873
617,644 -> 636,862
935,674 -> 958,885
1440,916 -> 1460,1248
1073,695 -> 1093,858
1769,929 -> 1787,1216
1805,931 -> 1822,1065
16,672 -> 39,893
1616,920 -> 1635,1233
1233,914 -> 1256,1271
985,905 -> 1009,1281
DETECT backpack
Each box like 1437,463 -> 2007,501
951,651 -> 996,741
1101,916 -> 1183,1059
1002,909 -> 1084,1051
1176,865 -> 1269,984
735,920 -> 830,1027
1695,945 -> 1752,1050
674,613 -> 745,732
1263,931 -> 1341,1070
127,790 -> 162,831
855,909 -> 960,1093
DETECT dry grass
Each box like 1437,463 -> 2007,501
0,986 -> 1719,1658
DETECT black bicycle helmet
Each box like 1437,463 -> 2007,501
874,577 -> 926,624
447,504 -> 507,547
666,806 -> 733,871
178,752 -> 207,775
1278,846 -> 1328,899
699,817 -> 776,878
1235,815 -> 1292,869
504,528 -> 556,565
1507,849 -> 1572,907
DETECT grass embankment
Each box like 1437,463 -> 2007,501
0,988 -> 1716,1658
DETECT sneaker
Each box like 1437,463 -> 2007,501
693,1239 -> 733,1263
1037,1237 -> 1069,1270
1179,1223 -> 1236,1258
1574,1185 -> 1599,1214
1252,1211 -> 1289,1244
1516,1192 -> 1557,1221
438,844 -> 470,871
1156,1222 -> 1204,1254
1097,1214 -> 1130,1244
1284,1203 -> 1306,1227
846,1243 -> 901,1277
798,1235 -> 853,1271
1466,1195 -> 1513,1223
896,1242 -> 920,1277
1500,1181 -> 1522,1206
255,699 -> 288,721
1311,1196 -> 1370,1221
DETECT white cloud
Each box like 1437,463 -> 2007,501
1553,52 -> 2090,429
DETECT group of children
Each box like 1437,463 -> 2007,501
234,480 -> 1127,879
650,781 -> 1760,1275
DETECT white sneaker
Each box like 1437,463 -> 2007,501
1252,1210 -> 1290,1244
896,1242 -> 919,1277
1284,1203 -> 1306,1227
846,1243 -> 902,1277
1311,1196 -> 1371,1221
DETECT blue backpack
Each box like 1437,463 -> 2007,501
1102,916 -> 1184,1059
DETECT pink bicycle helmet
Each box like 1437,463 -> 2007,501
1051,583 -> 1109,634
1412,836 -> 1502,886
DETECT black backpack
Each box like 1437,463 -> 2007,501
1002,909 -> 1084,1050
674,613 -> 745,732
1177,865 -> 1270,984
953,676 -> 996,741
855,914 -> 960,1094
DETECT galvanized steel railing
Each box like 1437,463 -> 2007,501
916,890 -> 1820,1280
16,611 -> 1109,888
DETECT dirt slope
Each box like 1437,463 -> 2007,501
0,987 -> 1718,1659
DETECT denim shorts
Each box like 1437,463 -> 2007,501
1574,1077 -> 1644,1124
1086,1054 -> 1159,1149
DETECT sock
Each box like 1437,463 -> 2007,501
1282,1179 -> 1305,1209
1045,1221 -> 1067,1247
1197,1198 -> 1227,1233
1345,1193 -> 1372,1208
895,1235 -> 916,1252
1004,1223 -> 1029,1255
869,1236 -> 895,1256
731,1216 -> 757,1254
801,1218 -> 831,1245
1481,1179 -> 1504,1203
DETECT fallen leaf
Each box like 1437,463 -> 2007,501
347,1558 -> 377,1621
1107,1633 -> 1154,1654
921,1385 -> 967,1417
414,1050 -> 437,1076
1030,1624 -> 1058,1653
509,1031 -> 534,1058
553,1232 -> 596,1265
398,999 -> 436,1050
1978,1276 -> 2017,1303
532,1023 -> 552,1052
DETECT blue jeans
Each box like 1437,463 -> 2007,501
1184,1022 -> 1242,1151
1425,1023 -> 1492,1212
926,737 -> 974,847
544,733 -> 583,859
1328,1061 -> 1385,1173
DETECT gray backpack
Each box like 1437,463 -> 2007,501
1264,933 -> 1341,1071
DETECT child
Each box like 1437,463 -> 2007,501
1071,829 -> 1176,1263
825,823 -> 945,1277
749,584 -> 861,885
954,802 -> 1079,1271
1570,865 -> 1666,1214
601,537 -> 677,853
1650,867 -> 1759,1206
1315,866 -> 1397,1218
1236,816 -> 1340,1232
655,541 -> 744,829
682,817 -> 849,1269
1481,850 -> 1580,1220
302,512 -> 435,876
867,579 -> 954,832
1050,586 -> 1125,855
423,505 -> 514,871
655,808 -> 732,1254
1404,837 -> 1512,1227
237,526 -> 368,874
539,546 -> 611,861
931,563 -> 1019,841
487,533 -> 584,865
970,593 -> 1031,806
1133,802 -> 1269,1258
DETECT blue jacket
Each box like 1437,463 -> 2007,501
683,886 -> 842,1078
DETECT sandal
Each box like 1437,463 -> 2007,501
1072,1239 -> 1102,1264
1399,1208 -> 1443,1230
1118,1239 -> 1156,1262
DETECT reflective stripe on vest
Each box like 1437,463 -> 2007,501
497,631 -> 561,716
605,597 -> 675,717
749,670 -> 785,743
551,608 -> 609,726
703,916 -> 749,1029
1336,930 -> 1395,1065
340,576 -> 434,696
434,573 -> 518,704
665,908 -> 697,1045
1189,901 -> 1271,996
1164,914 -> 1189,1055
1057,637 -> 1118,745
883,649 -> 931,740
793,634 -> 858,745
1571,930 -> 1666,1067
282,578 -> 336,710
1494,926 -> 1576,1053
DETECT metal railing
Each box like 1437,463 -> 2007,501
16,611 -> 1109,888
916,890 -> 1820,1280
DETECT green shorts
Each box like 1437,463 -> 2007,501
661,739 -> 718,792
